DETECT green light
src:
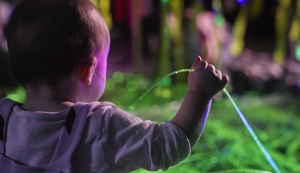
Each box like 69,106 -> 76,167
157,77 -> 172,87
211,156 -> 218,163
214,14 -> 225,27
295,44 -> 300,60
128,89 -> 139,97
6,86 -> 26,103
106,79 -> 115,90
154,87 -> 162,97
137,78 -> 149,89
112,71 -> 125,83
163,77 -> 172,86
232,159 -> 240,166
7,93 -> 18,101
129,106 -> 134,110
127,81 -> 138,92
161,0 -> 169,4
259,133 -> 269,142
162,88 -> 171,98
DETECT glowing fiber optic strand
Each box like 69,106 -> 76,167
223,89 -> 281,173
129,69 -> 281,173
129,69 -> 194,110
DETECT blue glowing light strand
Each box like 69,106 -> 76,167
129,69 -> 194,110
223,88 -> 281,173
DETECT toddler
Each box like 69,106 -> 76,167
0,0 -> 228,172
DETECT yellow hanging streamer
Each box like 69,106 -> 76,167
289,0 -> 300,41
169,0 -> 186,81
230,5 -> 247,58
289,18 -> 299,42
273,0 -> 290,64
98,0 -> 112,30
90,0 -> 112,30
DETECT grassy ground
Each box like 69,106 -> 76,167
3,72 -> 300,173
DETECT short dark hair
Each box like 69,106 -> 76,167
6,0 -> 110,87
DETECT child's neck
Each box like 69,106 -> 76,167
22,84 -> 77,112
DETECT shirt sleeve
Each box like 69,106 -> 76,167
101,107 -> 191,172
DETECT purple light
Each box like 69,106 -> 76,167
237,0 -> 247,5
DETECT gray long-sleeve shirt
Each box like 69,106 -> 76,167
5,102 -> 191,173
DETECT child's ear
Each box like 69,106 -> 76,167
81,57 -> 97,86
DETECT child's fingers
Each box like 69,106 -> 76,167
207,64 -> 215,72
198,60 -> 208,71
191,56 -> 202,69
222,74 -> 229,85
215,70 -> 222,80
206,64 -> 229,87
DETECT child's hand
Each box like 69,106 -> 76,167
188,56 -> 229,99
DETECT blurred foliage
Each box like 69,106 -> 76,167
2,71 -> 300,173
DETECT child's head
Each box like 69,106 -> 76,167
6,0 -> 110,88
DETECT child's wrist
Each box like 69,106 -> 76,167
187,90 -> 212,100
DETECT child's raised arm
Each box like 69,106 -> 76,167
171,56 -> 229,148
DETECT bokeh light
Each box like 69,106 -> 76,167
296,45 -> 300,60
127,81 -> 138,92
112,71 -> 125,83
236,0 -> 247,5
105,79 -> 115,90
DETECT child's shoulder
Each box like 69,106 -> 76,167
87,101 -> 116,115
0,98 -> 20,110
86,101 -> 142,126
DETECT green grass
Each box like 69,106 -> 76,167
3,72 -> 300,173
124,95 -> 299,173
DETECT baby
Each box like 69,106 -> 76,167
0,0 -> 228,172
